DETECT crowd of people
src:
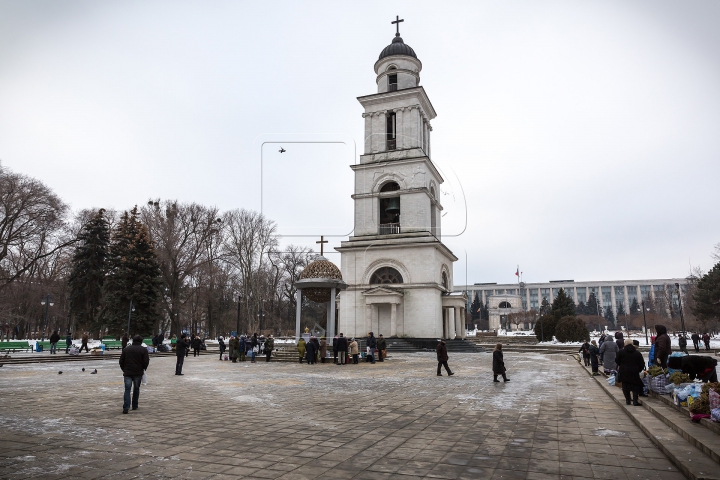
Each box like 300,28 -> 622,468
578,324 -> 718,407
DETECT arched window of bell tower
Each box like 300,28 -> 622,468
379,182 -> 400,234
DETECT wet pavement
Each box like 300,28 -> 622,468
0,351 -> 683,479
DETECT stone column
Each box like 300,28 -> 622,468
379,113 -> 387,153
328,287 -> 336,341
395,108 -> 404,149
390,303 -> 397,337
363,114 -> 372,154
610,286 -> 616,319
295,290 -> 302,342
454,307 -> 461,339
365,304 -> 372,336
460,308 -> 467,339
371,113 -> 379,153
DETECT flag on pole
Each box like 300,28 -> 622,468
515,266 -> 519,277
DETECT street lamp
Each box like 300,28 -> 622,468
40,294 -> 54,341
675,283 -> 686,338
126,299 -> 135,335
641,299 -> 649,345
257,307 -> 265,333
236,292 -> 242,336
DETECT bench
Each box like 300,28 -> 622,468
0,341 -> 33,353
101,340 -> 124,350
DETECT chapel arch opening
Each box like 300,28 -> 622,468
379,182 -> 400,234
370,267 -> 404,285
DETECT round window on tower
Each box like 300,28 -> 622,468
370,267 -> 403,284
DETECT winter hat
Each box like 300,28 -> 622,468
624,339 -> 632,346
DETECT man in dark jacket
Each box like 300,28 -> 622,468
616,340 -> 645,406
691,333 -> 701,352
191,335 -> 201,357
377,334 -> 387,362
702,333 -> 711,351
615,332 -> 624,351
305,336 -> 318,364
119,335 -> 150,413
79,331 -> 90,353
336,333 -> 348,365
49,330 -> 61,354
654,325 -> 672,368
175,333 -> 190,375
436,339 -> 453,376
366,332 -> 377,364
65,332 -> 73,354
218,336 -> 226,360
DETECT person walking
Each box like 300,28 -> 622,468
377,334 -> 387,362
579,340 -> 591,367
49,330 -> 60,354
702,332 -> 711,351
654,325 -> 672,368
589,340 -> 600,376
678,334 -> 688,354
367,332 -> 377,364
65,332 -> 73,354
599,335 -> 619,374
191,335 -> 201,357
79,332 -> 90,353
492,343 -> 509,382
436,339 -> 454,376
616,339 -> 645,406
239,335 -> 247,362
175,333 -> 190,375
297,337 -> 306,363
691,332 -> 701,352
119,335 -> 149,413
218,336 -> 226,360
349,337 -> 359,364
250,333 -> 259,363
264,335 -> 274,362
336,333 -> 348,365
305,336 -> 318,364
319,337 -> 328,363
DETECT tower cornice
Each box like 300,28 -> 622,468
357,86 -> 436,119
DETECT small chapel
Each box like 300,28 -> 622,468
336,18 -> 467,339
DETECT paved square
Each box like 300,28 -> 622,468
0,351 -> 683,479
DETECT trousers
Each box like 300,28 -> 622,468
338,350 -> 347,365
175,355 -> 185,374
437,361 -> 451,375
123,375 -> 142,410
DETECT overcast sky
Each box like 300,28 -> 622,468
1,0 -> 719,285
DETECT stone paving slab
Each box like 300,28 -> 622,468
0,351 -> 685,479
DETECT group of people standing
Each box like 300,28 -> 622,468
297,333 -> 360,365
219,333 -> 275,363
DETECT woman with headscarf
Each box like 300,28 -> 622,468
492,343 -> 508,382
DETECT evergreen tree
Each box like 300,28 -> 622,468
616,302 -> 627,317
629,298 -> 640,315
551,288 -> 576,320
481,301 -> 489,321
103,207 -> 162,336
68,209 -> 110,334
692,261 -> 720,321
534,314 -> 556,342
604,305 -> 616,326
539,297 -> 551,316
576,301 -> 586,316
586,292 -> 601,317
555,316 -> 590,342
471,293 -> 481,321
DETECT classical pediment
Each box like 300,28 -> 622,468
363,286 -> 404,297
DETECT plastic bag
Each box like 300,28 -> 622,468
607,376 -> 616,386
650,374 -> 668,393
710,390 -> 720,410
141,371 -> 148,386
711,407 -> 720,423
69,346 -> 79,356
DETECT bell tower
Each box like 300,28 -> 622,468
336,18 -> 465,340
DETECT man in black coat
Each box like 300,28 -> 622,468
175,333 -> 190,375
691,333 -> 701,352
336,333 -> 348,365
616,340 -> 645,406
366,332 -> 377,364
436,339 -> 454,376
119,335 -> 150,414
668,355 -> 718,383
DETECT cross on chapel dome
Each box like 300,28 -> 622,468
378,16 -> 418,61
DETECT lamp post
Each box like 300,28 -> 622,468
236,293 -> 242,336
641,299 -> 649,345
126,299 -> 135,335
257,307 -> 265,334
675,283 -> 686,337
40,294 -> 54,341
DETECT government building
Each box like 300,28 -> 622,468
454,278 -> 688,331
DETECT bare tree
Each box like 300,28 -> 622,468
141,200 -> 221,336
0,163 -> 72,290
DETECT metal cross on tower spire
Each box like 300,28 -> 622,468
316,236 -> 328,256
391,15 -> 404,36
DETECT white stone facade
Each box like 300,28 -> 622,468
336,35 -> 461,339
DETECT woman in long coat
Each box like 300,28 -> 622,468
493,343 -> 509,382
319,337 -> 328,363
228,336 -> 238,363
297,338 -> 306,363
305,337 -> 318,364
599,336 -> 618,373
